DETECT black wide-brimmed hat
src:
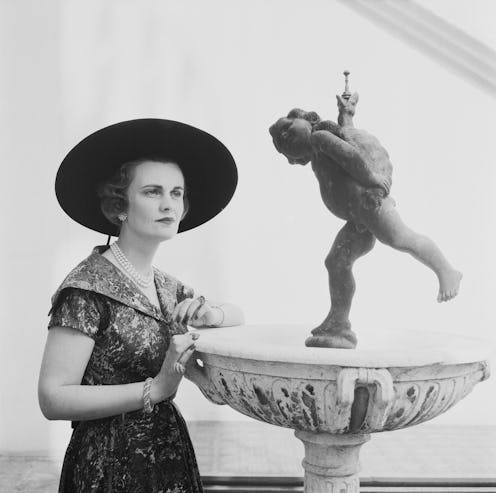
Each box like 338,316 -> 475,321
56,118 -> 238,236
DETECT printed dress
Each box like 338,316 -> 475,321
48,246 -> 203,493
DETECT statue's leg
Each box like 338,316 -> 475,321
307,221 -> 375,349
363,198 -> 462,302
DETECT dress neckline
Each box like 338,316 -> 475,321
96,247 -> 163,314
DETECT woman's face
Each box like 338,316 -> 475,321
123,160 -> 186,242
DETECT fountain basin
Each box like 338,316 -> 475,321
186,324 -> 490,434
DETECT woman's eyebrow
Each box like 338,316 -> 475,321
139,184 -> 184,190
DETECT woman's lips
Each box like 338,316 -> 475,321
156,217 -> 175,225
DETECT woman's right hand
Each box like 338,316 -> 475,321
151,332 -> 200,404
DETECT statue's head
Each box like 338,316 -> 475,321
269,109 -> 321,166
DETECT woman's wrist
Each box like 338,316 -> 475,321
150,372 -> 180,404
150,375 -> 170,404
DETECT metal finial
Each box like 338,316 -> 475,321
342,70 -> 351,100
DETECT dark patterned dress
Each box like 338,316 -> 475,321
48,246 -> 203,493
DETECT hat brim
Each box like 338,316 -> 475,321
56,119 -> 238,236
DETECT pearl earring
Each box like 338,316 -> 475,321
118,213 -> 128,222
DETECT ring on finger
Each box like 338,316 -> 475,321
174,362 -> 186,374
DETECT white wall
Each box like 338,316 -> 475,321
1,0 -> 495,456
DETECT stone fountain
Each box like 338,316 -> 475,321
186,325 -> 490,492
187,74 -> 490,492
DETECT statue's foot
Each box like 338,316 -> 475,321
306,320 -> 357,349
437,269 -> 463,302
305,333 -> 357,349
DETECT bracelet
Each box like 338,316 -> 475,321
217,305 -> 225,326
143,377 -> 154,414
207,305 -> 225,327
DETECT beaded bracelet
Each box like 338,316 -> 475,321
143,377 -> 154,414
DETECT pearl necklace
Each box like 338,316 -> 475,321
110,242 -> 154,289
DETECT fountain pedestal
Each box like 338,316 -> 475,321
186,324 -> 490,492
296,431 -> 369,492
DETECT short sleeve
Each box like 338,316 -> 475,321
176,281 -> 195,304
48,288 -> 101,340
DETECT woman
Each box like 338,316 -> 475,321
38,119 -> 244,492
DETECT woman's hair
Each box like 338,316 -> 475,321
98,157 -> 189,227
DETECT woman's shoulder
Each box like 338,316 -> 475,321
54,250 -> 103,285
48,285 -> 106,321
50,248 -> 119,307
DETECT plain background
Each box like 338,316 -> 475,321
1,0 -> 495,459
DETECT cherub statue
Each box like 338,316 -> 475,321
269,76 -> 462,349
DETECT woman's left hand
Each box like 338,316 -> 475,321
172,296 -> 222,327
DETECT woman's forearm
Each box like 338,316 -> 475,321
40,377 -> 175,421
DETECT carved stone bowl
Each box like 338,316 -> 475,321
186,324 -> 490,435
186,324 -> 490,491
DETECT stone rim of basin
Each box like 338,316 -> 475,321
192,324 -> 493,368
